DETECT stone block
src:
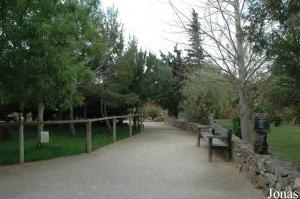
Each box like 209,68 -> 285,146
252,175 -> 263,188
263,174 -> 277,188
294,177 -> 300,190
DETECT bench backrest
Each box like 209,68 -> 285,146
210,122 -> 232,145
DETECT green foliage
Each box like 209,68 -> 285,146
246,0 -> 300,115
160,45 -> 186,116
182,66 -> 236,124
272,116 -> 282,127
0,0 -> 182,118
185,9 -> 204,69
232,113 -> 241,137
0,0 -> 95,111
262,75 -> 300,122
143,107 -> 161,120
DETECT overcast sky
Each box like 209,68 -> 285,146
101,0 -> 201,55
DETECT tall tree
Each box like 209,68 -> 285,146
161,45 -> 186,116
169,0 -> 269,142
0,1 -> 94,142
246,0 -> 300,121
185,9 -> 204,69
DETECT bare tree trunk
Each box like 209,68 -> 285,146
235,0 -> 251,142
37,103 -> 44,148
168,0 -> 265,142
239,87 -> 251,142
100,99 -> 112,133
69,106 -> 76,136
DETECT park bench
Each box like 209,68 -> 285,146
197,122 -> 232,162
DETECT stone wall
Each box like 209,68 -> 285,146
166,117 -> 200,133
232,135 -> 300,196
167,118 -> 300,197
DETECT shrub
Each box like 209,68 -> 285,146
232,113 -> 241,138
272,116 -> 282,127
143,107 -> 162,120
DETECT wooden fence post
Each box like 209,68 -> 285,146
129,115 -> 132,137
141,114 -> 144,132
86,121 -> 92,153
208,137 -> 213,162
133,116 -> 137,129
19,123 -> 24,164
113,117 -> 116,143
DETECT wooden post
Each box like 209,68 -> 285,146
133,116 -> 137,129
19,123 -> 24,164
129,115 -> 132,137
113,117 -> 116,143
208,137 -> 213,162
86,121 -> 92,153
197,132 -> 201,147
137,116 -> 140,131
141,114 -> 144,132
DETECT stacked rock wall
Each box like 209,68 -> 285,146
167,118 -> 300,196
232,135 -> 300,196
166,117 -> 199,133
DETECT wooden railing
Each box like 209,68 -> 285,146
0,114 -> 143,164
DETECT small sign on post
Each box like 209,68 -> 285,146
40,131 -> 49,143
254,113 -> 270,155
254,113 -> 270,133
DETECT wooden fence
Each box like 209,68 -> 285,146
0,114 -> 143,164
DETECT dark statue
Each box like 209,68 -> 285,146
254,113 -> 270,155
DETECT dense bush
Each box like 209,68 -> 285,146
272,116 -> 282,127
182,66 -> 236,124
143,107 -> 163,120
232,113 -> 241,138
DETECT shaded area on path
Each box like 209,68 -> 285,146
0,122 -> 264,199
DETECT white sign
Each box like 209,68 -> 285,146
41,131 -> 49,143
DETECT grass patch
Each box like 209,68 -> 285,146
214,119 -> 232,129
0,124 -> 140,166
268,125 -> 300,167
215,119 -> 300,168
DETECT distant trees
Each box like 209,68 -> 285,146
0,1 -> 95,143
160,45 -> 186,116
158,9 -> 205,117
169,0 -> 269,142
182,66 -> 236,124
0,1 -> 175,141
246,0 -> 300,123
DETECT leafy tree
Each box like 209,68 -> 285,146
143,57 -> 176,115
182,66 -> 236,124
246,0 -> 300,122
0,1 -> 94,141
160,45 -> 186,116
170,0 -> 269,142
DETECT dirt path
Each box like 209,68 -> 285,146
0,122 -> 265,199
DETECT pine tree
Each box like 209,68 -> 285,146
186,9 -> 204,69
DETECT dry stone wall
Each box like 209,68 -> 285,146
232,135 -> 300,197
167,118 -> 300,197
